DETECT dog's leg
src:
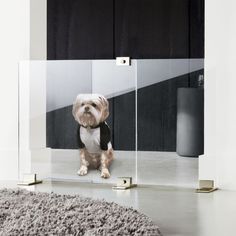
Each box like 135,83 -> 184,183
100,149 -> 114,178
78,148 -> 89,176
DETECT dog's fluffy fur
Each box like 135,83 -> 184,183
72,94 -> 114,178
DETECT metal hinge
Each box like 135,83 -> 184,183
116,57 -> 131,66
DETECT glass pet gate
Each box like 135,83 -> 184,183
18,59 -> 203,186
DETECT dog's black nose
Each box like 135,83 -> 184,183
84,106 -> 90,112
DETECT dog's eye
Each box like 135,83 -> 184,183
81,103 -> 85,106
91,103 -> 97,107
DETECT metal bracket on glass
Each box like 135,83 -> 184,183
116,57 -> 131,66
195,180 -> 218,193
17,173 -> 43,186
112,177 -> 137,190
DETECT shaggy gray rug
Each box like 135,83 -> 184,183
0,189 -> 162,236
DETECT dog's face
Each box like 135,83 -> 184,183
72,94 -> 109,127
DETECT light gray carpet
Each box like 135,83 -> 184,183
0,189 -> 161,236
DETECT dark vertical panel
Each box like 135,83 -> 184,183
47,0 -> 204,59
46,105 -> 78,149
106,98 -> 114,146
137,82 -> 164,151
47,0 -> 73,60
113,91 -> 135,150
138,74 -> 189,151
168,0 -> 190,58
47,0 -> 57,60
162,75 -> 190,150
63,105 -> 78,148
162,107 -> 177,151
46,110 -> 55,148
190,0 -> 204,58
47,0 -> 114,60
162,74 -> 189,110
115,0 -> 189,58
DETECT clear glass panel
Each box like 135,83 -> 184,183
19,61 -> 54,181
92,60 -> 137,184
137,59 -> 203,187
19,59 -> 202,186
46,60 -> 93,182
19,60 -> 137,184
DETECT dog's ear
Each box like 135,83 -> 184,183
99,96 -> 109,121
72,95 -> 81,121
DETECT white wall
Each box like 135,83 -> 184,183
30,0 -> 47,60
199,0 -> 236,190
0,0 -> 46,180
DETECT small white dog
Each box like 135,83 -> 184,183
72,94 -> 114,178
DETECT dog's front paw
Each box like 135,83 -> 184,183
101,168 -> 110,179
77,166 -> 88,176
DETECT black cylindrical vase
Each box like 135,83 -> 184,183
176,88 -> 204,157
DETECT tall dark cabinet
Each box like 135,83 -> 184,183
115,0 -> 190,58
47,0 -> 204,152
47,0 -> 114,59
48,0 -> 204,60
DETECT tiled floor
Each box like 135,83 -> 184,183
1,181 -> 236,236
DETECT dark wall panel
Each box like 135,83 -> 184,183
47,0 -> 204,59
47,105 -> 78,149
137,80 -> 164,151
137,70 -> 203,151
113,91 -> 135,151
162,107 -> 177,151
190,0 -> 204,58
47,0 -> 114,60
137,74 -> 189,151
115,0 -> 190,58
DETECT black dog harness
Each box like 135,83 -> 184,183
77,122 -> 111,153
